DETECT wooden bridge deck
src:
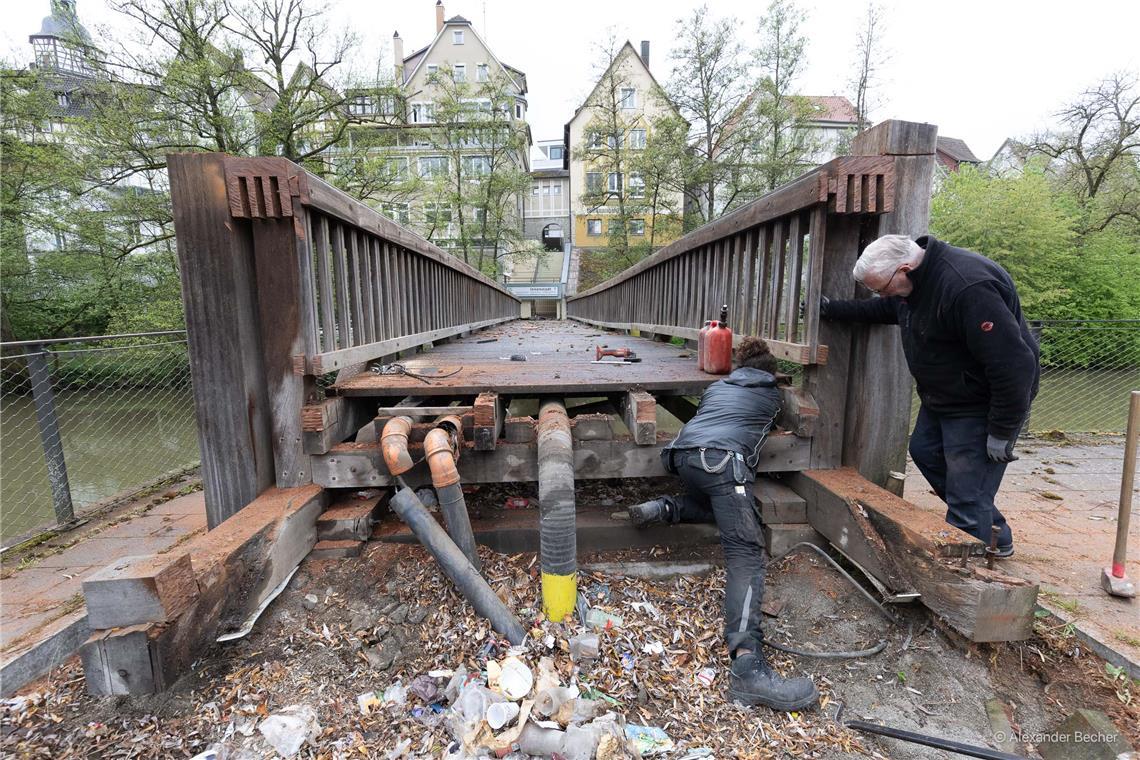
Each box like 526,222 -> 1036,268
334,319 -> 715,397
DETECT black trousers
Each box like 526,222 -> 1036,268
664,449 -> 766,654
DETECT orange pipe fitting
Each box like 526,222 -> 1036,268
424,427 -> 461,488
380,416 -> 415,476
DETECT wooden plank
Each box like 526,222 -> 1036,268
843,121 -> 936,486
301,396 -> 377,454
620,390 -> 657,445
307,316 -> 516,373
317,493 -> 387,541
81,485 -> 327,694
310,432 -> 811,488
784,213 -> 804,342
167,152 -> 275,528
473,392 -> 504,451
82,553 -> 198,630
378,405 -> 474,417
313,214 -> 336,353
252,218 -> 317,486
803,205 -> 826,363
797,468 -> 1036,642
572,413 -> 615,441
776,386 -> 820,438
753,477 -> 808,524
568,317 -> 826,366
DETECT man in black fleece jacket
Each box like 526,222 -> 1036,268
625,337 -> 819,712
823,234 -> 1040,556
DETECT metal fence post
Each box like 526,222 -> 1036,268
25,345 -> 74,526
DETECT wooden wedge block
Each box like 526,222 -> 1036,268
310,539 -> 364,559
82,553 -> 198,630
317,493 -> 387,541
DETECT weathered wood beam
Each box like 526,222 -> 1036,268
310,432 -> 811,489
81,485 -> 327,694
619,390 -> 657,445
376,405 -> 474,417
567,317 -> 828,366
472,392 -> 504,451
301,396 -> 378,454
777,386 -> 820,438
571,414 -> 615,441
793,468 -> 1037,642
310,318 -> 515,374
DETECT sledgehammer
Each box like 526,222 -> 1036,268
1101,390 -> 1139,598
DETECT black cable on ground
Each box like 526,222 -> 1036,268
833,703 -> 1026,760
774,541 -> 901,625
764,638 -> 888,659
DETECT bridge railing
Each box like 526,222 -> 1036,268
569,120 -> 939,485
567,155 -> 895,366
168,153 -> 518,526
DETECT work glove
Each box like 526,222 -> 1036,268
799,295 -> 830,319
985,434 -> 1018,463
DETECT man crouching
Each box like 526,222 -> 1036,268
627,336 -> 818,711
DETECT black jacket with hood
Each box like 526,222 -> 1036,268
665,366 -> 781,467
825,235 -> 1040,439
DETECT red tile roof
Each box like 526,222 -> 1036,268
804,95 -> 858,124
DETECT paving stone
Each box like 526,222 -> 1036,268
1038,708 -> 1134,759
34,536 -> 172,568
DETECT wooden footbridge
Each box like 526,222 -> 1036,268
78,121 -> 1040,695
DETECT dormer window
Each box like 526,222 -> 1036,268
453,30 -> 465,44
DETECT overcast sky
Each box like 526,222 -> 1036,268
6,0 -> 1138,159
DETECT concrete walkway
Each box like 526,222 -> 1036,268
906,436 -> 1140,674
0,487 -> 207,695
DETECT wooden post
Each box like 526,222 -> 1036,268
26,347 -> 74,526
168,153 -> 274,528
843,121 -> 937,485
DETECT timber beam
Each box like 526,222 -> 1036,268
310,431 -> 810,489
301,396 -> 378,454
790,468 -> 1038,642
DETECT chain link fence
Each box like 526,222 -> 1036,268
908,319 -> 1139,436
1,332 -> 199,548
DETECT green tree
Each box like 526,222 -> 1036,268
666,4 -> 756,225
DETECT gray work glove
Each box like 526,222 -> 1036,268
985,434 -> 1018,463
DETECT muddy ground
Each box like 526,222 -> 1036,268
2,479 -> 1137,759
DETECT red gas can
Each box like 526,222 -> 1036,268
697,320 -> 712,371
705,306 -> 733,375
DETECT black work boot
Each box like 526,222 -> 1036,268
729,653 -> 818,711
627,498 -> 672,527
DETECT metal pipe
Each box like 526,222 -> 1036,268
537,399 -> 576,621
843,718 -> 1025,760
390,487 -> 526,644
380,416 -> 415,475
424,422 -> 480,570
1112,390 -> 1139,577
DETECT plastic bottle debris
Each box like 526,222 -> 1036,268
386,737 -> 412,758
383,681 -> 407,707
568,633 -> 600,661
257,705 -> 320,758
695,666 -> 717,687
584,608 -> 623,630
518,723 -> 565,756
356,690 -> 382,716
625,725 -> 674,756
533,686 -> 575,718
485,701 -> 520,730
498,656 -> 534,700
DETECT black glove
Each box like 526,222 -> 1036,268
985,434 -> 1018,463
800,295 -> 830,319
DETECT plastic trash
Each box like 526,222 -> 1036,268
568,633 -> 600,661
584,608 -> 623,630
356,690 -> 382,715
561,723 -> 602,760
387,738 -> 411,758
188,747 -> 225,760
257,705 -> 320,758
498,656 -> 534,700
695,666 -> 717,687
518,724 -> 565,756
455,683 -> 503,724
534,686 -> 574,718
486,700 -> 520,730
410,674 -> 441,703
383,681 -> 407,706
625,725 -> 674,756
443,669 -> 469,703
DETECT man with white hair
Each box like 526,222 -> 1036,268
821,235 -> 1040,556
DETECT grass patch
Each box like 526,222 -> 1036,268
1113,631 -> 1140,648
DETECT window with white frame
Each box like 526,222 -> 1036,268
476,63 -> 489,82
548,145 -> 563,160
378,95 -> 397,115
347,95 -> 373,116
426,64 -> 439,78
423,202 -> 452,225
629,172 -> 645,198
515,102 -> 523,119
608,172 -> 622,193
620,88 -> 636,109
384,157 -> 408,179
453,64 -> 466,82
382,203 -> 409,224
462,155 -> 490,175
607,133 -> 621,149
411,102 -> 435,123
630,219 -> 646,235
532,184 -> 540,196
550,182 -> 561,195
419,156 -> 448,177
587,219 -> 602,236
628,129 -> 646,149
588,132 -> 603,149
473,208 -> 486,223
586,172 -> 602,192
453,30 -> 465,44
